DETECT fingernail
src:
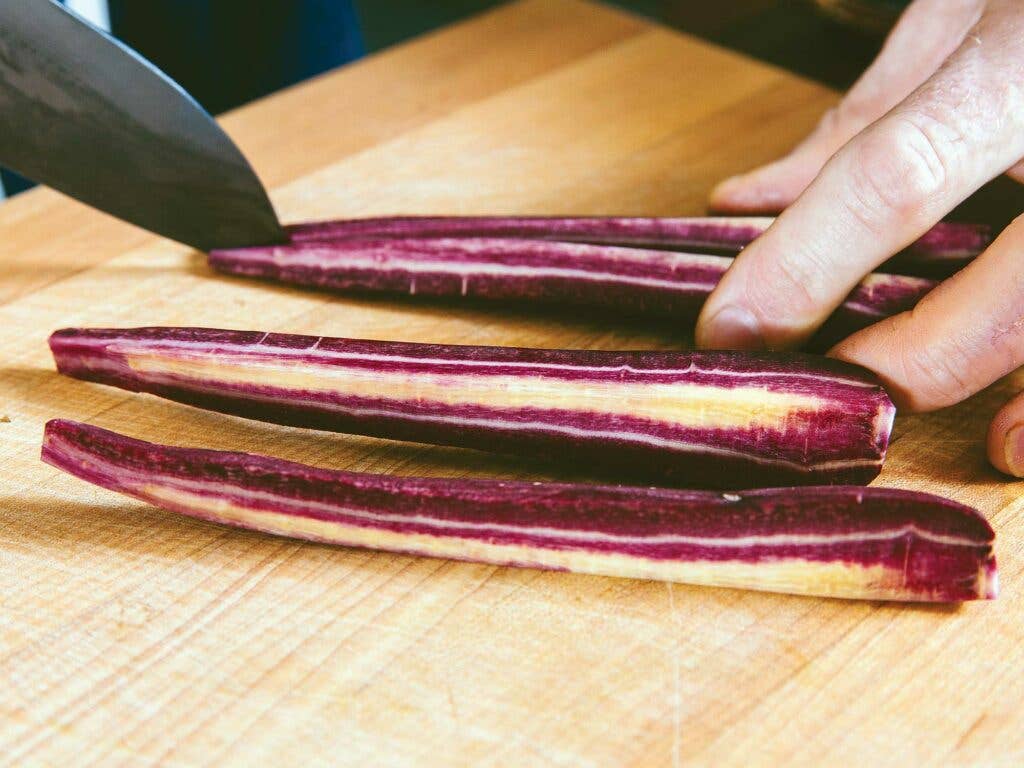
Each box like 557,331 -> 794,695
1003,424 -> 1024,477
699,304 -> 765,351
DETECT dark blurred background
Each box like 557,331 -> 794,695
358,0 -> 898,89
11,0 -> 1019,226
5,0 -> 894,198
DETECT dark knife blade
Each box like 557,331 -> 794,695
0,0 -> 285,250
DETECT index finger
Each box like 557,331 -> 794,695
695,5 -> 1024,351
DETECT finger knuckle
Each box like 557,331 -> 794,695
818,107 -> 843,136
891,330 -> 974,410
846,118 -> 952,228
834,94 -> 873,129
745,244 -> 829,321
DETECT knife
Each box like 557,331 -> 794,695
0,0 -> 286,251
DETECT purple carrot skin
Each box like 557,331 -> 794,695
888,221 -> 993,277
285,216 -> 776,253
811,270 -> 936,350
208,237 -> 935,348
49,327 -> 895,489
281,216 -> 990,277
41,420 -> 997,602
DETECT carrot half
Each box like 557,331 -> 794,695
42,419 -> 996,602
50,327 -> 895,488
209,237 -> 936,349
281,215 -> 989,276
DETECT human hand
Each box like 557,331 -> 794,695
694,0 -> 1024,476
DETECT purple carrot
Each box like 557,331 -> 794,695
49,327 -> 895,488
209,237 -> 935,347
281,216 -> 990,276
285,216 -> 776,252
41,419 -> 996,602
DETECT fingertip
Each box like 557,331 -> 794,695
708,174 -> 752,211
708,172 -> 788,215
826,319 -> 921,411
695,303 -> 766,351
987,395 -> 1024,478
990,423 -> 1023,478
826,326 -> 881,370
834,327 -> 1024,479
990,427 -> 1019,477
708,154 -> 817,214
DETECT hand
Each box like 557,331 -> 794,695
694,0 -> 1024,477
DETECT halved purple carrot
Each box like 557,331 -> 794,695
208,237 -> 934,348
281,216 -> 990,276
41,419 -> 997,602
49,327 -> 895,488
285,216 -> 776,253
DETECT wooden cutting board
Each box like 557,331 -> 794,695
2,1 -> 1021,764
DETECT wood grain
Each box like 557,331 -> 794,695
1,1 -> 1021,765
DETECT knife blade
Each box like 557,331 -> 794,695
0,0 -> 286,250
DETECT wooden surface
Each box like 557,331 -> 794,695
1,1 -> 1022,765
